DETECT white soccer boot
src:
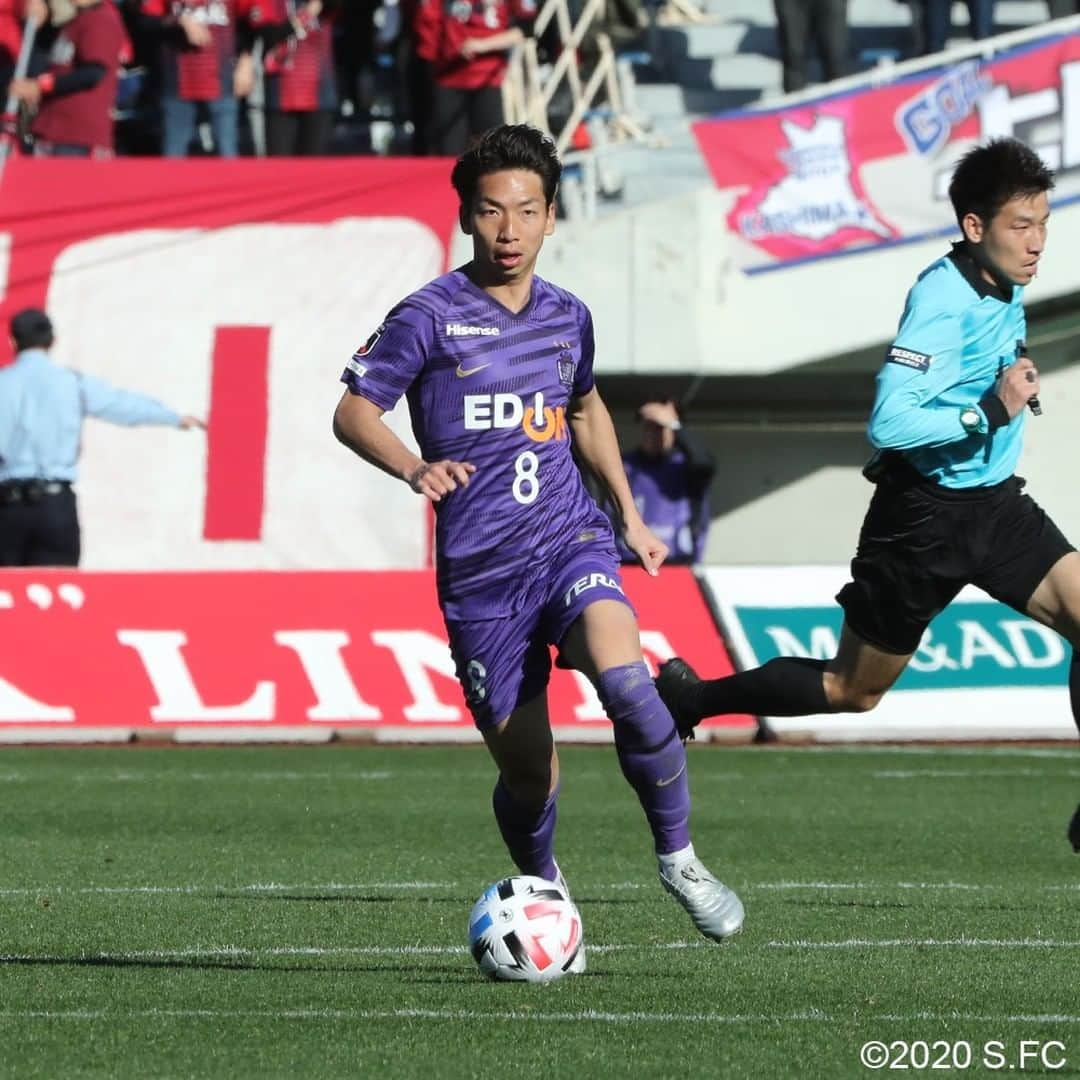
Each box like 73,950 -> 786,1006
658,844 -> 744,942
552,863 -> 587,974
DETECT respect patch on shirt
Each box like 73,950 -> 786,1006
885,346 -> 932,372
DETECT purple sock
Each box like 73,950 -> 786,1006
598,660 -> 691,855
492,776 -> 558,881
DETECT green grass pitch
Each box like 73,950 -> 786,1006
1,743 -> 1077,1078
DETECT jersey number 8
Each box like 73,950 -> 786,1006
513,451 -> 540,505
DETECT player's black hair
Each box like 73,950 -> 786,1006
451,125 -> 562,208
948,137 -> 1055,227
10,308 -> 54,351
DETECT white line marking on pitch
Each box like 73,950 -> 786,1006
0,882 -> 454,897
0,879 -> 1076,897
0,943 -> 709,962
0,1008 -> 1077,1025
765,939 -> 1080,949
756,881 -> 981,891
788,746 -> 1080,760
873,768 -> 1080,779
0,771 -> 394,784
3,938 -> 1078,964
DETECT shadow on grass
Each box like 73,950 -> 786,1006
0,955 -> 473,979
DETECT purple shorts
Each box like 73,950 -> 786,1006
445,535 -> 634,730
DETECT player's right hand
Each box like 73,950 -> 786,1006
408,460 -> 476,502
994,355 -> 1040,419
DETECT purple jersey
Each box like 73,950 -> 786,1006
341,269 -> 614,620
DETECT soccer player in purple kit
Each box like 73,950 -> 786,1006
332,124 -> 744,962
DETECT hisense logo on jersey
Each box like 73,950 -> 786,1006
446,324 -> 500,337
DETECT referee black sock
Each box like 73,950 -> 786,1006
692,657 -> 833,718
1062,648 -> 1080,734
1070,651 -> 1080,737
1068,652 -> 1080,852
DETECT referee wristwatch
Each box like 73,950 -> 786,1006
959,406 -> 983,434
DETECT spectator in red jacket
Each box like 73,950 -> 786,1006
413,0 -> 534,155
139,0 -> 249,156
245,0 -> 336,155
9,0 -> 132,156
0,0 -> 36,96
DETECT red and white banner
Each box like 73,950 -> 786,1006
0,566 -> 752,737
0,158 -> 460,569
693,26 -> 1080,271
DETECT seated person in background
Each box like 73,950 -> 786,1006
614,398 -> 715,566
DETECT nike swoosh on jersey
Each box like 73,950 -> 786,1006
455,362 -> 492,378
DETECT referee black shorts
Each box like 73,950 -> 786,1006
836,469 -> 1075,656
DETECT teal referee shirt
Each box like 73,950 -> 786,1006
868,243 -> 1027,489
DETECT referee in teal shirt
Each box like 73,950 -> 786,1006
0,308 -> 205,566
656,138 -> 1080,852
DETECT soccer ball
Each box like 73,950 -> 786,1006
467,875 -> 583,983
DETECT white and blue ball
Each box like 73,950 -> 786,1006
467,875 -> 583,983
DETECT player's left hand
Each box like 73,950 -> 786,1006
995,355 -> 1039,419
409,459 -> 476,502
178,415 -> 206,430
623,519 -> 668,577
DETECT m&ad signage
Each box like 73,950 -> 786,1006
701,567 -> 1075,741
739,604 -> 1068,690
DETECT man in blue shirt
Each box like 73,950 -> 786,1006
656,138 -> 1080,852
0,308 -> 205,566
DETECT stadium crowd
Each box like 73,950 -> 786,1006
0,0 -> 1068,161
0,0 -> 637,159
0,0 -> 1067,162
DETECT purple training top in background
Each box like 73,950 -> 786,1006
341,269 -> 615,620
620,447 -> 711,564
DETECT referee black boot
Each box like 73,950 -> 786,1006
655,657 -> 704,742
1068,802 -> 1080,853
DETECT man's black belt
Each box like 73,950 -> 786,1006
0,480 -> 72,504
